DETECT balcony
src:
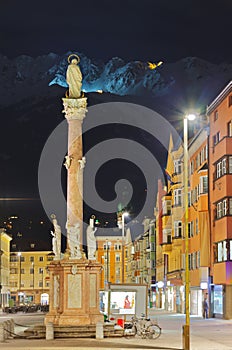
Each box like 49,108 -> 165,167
213,136 -> 232,160
197,194 -> 208,212
161,241 -> 172,254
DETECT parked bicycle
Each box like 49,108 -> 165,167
124,314 -> 161,339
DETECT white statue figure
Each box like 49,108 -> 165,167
50,214 -> 61,259
64,155 -> 73,170
66,221 -> 82,259
87,217 -> 97,260
66,54 -> 82,98
78,156 -> 86,169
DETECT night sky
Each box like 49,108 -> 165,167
0,0 -> 232,246
0,0 -> 231,63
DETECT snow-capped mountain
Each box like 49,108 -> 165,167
0,52 -> 231,109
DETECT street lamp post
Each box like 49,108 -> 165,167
17,252 -> 21,305
106,240 -> 111,285
183,113 -> 195,350
121,212 -> 129,283
32,262 -> 35,303
0,230 -> 2,312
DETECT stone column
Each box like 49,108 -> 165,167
62,97 -> 88,252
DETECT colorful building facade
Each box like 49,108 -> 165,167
208,80 -> 232,319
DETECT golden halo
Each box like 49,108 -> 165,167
68,54 -> 80,64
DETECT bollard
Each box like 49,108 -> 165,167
10,319 -> 14,335
96,322 -> 104,339
46,322 -> 54,340
182,325 -> 190,350
6,320 -> 12,338
3,321 -> 7,340
0,323 -> 5,342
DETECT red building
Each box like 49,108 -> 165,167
208,80 -> 232,319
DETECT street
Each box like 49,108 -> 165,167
0,309 -> 231,349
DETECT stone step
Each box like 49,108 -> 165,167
24,323 -> 124,339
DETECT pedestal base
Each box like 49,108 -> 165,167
45,258 -> 103,326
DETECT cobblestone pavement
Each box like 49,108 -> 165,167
0,309 -> 232,350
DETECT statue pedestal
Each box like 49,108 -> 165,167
45,259 -> 103,326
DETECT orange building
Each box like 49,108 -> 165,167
207,80 -> 232,319
155,125 -> 210,315
95,228 -> 125,289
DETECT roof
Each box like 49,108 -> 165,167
207,80 -> 232,114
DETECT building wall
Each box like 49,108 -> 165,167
9,251 -> 53,305
208,80 -> 232,318
0,229 -> 12,308
96,236 -> 123,289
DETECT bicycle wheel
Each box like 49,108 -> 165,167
148,324 -> 161,339
124,323 -> 135,339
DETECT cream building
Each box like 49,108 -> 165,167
0,228 -> 12,309
9,241 -> 53,305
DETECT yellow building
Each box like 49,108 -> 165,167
155,127 -> 210,315
0,228 -> 12,309
9,241 -> 53,305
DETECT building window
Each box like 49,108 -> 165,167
217,202 -> 223,219
216,198 -> 232,219
228,121 -> 232,136
39,256 -> 44,262
228,95 -> 232,107
217,241 -> 227,262
214,110 -> 218,121
162,200 -> 172,215
174,221 -> 182,238
163,229 -> 172,244
30,268 -> 34,274
30,256 -> 34,262
198,251 -> 201,267
223,199 -> 227,216
222,158 -> 227,175
216,156 -> 232,179
190,160 -> 194,174
188,221 -> 194,238
10,268 -> 18,274
10,256 -> 18,262
196,218 -> 199,235
213,132 -> 220,146
39,281 -> 43,287
39,268 -> 43,274
21,268 -> 25,274
174,189 -> 182,206
216,162 -> 222,178
115,254 -> 120,262
174,159 -> 182,174
229,157 -> 232,173
200,176 -> 208,194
